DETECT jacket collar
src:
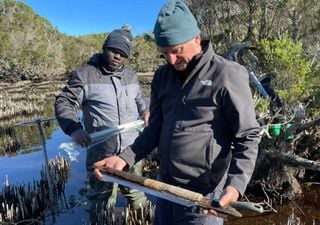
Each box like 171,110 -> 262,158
178,40 -> 214,88
87,53 -> 124,78
99,64 -> 124,78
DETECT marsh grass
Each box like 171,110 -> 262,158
0,75 -> 152,155
0,76 -> 151,126
0,81 -> 64,155
0,155 -> 70,223
0,81 -> 64,125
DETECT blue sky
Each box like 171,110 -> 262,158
19,0 -> 168,37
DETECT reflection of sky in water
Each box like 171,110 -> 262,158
0,123 -> 90,223
1,125 -> 86,185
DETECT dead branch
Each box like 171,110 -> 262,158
264,149 -> 320,171
295,117 -> 320,134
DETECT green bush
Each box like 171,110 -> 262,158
260,36 -> 311,107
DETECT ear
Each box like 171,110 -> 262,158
195,35 -> 201,45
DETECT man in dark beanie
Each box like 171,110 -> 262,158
102,24 -> 133,58
94,1 -> 260,225
55,25 -> 148,224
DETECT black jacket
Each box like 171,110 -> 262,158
120,41 -> 260,195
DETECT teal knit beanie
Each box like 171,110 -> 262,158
153,0 -> 200,47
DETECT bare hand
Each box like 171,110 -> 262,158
202,186 -> 239,216
142,111 -> 150,126
93,156 -> 127,180
71,129 -> 92,148
219,186 -> 239,208
202,208 -> 218,216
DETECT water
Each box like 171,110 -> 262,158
1,121 -> 320,225
0,121 -> 90,224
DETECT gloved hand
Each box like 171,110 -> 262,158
71,129 -> 92,148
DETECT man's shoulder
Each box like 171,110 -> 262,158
76,61 -> 99,75
122,67 -> 139,82
123,67 -> 137,76
214,53 -> 239,67
154,64 -> 170,77
75,53 -> 101,74
120,67 -> 143,86
213,54 -> 247,77
67,63 -> 99,84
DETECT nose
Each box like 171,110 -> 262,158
113,52 -> 121,59
165,53 -> 177,64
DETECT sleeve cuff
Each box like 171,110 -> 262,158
118,146 -> 137,168
225,176 -> 248,196
65,123 -> 83,136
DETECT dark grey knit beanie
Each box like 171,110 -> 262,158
102,25 -> 133,57
153,0 -> 200,47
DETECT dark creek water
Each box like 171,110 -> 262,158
226,204 -> 320,225
0,121 -> 320,225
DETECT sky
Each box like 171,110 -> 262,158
19,0 -> 168,37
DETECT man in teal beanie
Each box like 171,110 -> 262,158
94,1 -> 260,225
153,0 -> 200,47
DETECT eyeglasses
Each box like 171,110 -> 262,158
159,45 -> 184,60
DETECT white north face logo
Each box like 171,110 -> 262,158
200,79 -> 212,86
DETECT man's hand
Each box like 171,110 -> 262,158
71,129 -> 92,148
93,156 -> 127,180
142,111 -> 150,126
219,186 -> 239,207
203,186 -> 239,216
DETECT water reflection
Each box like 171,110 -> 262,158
0,126 -> 21,156
0,155 -> 70,223
0,119 -> 154,224
0,118 -> 89,224
0,119 -> 58,157
226,203 -> 320,225
0,119 -> 319,224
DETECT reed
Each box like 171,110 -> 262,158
0,77 -> 150,125
92,201 -> 155,225
0,81 -> 64,125
0,155 -> 70,223
0,126 -> 21,156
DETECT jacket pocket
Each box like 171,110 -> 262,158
169,130 -> 218,187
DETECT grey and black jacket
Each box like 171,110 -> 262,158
55,53 -> 147,167
120,41 -> 260,195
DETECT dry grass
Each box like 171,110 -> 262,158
0,81 -> 64,154
0,78 -> 150,125
0,81 -> 64,125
